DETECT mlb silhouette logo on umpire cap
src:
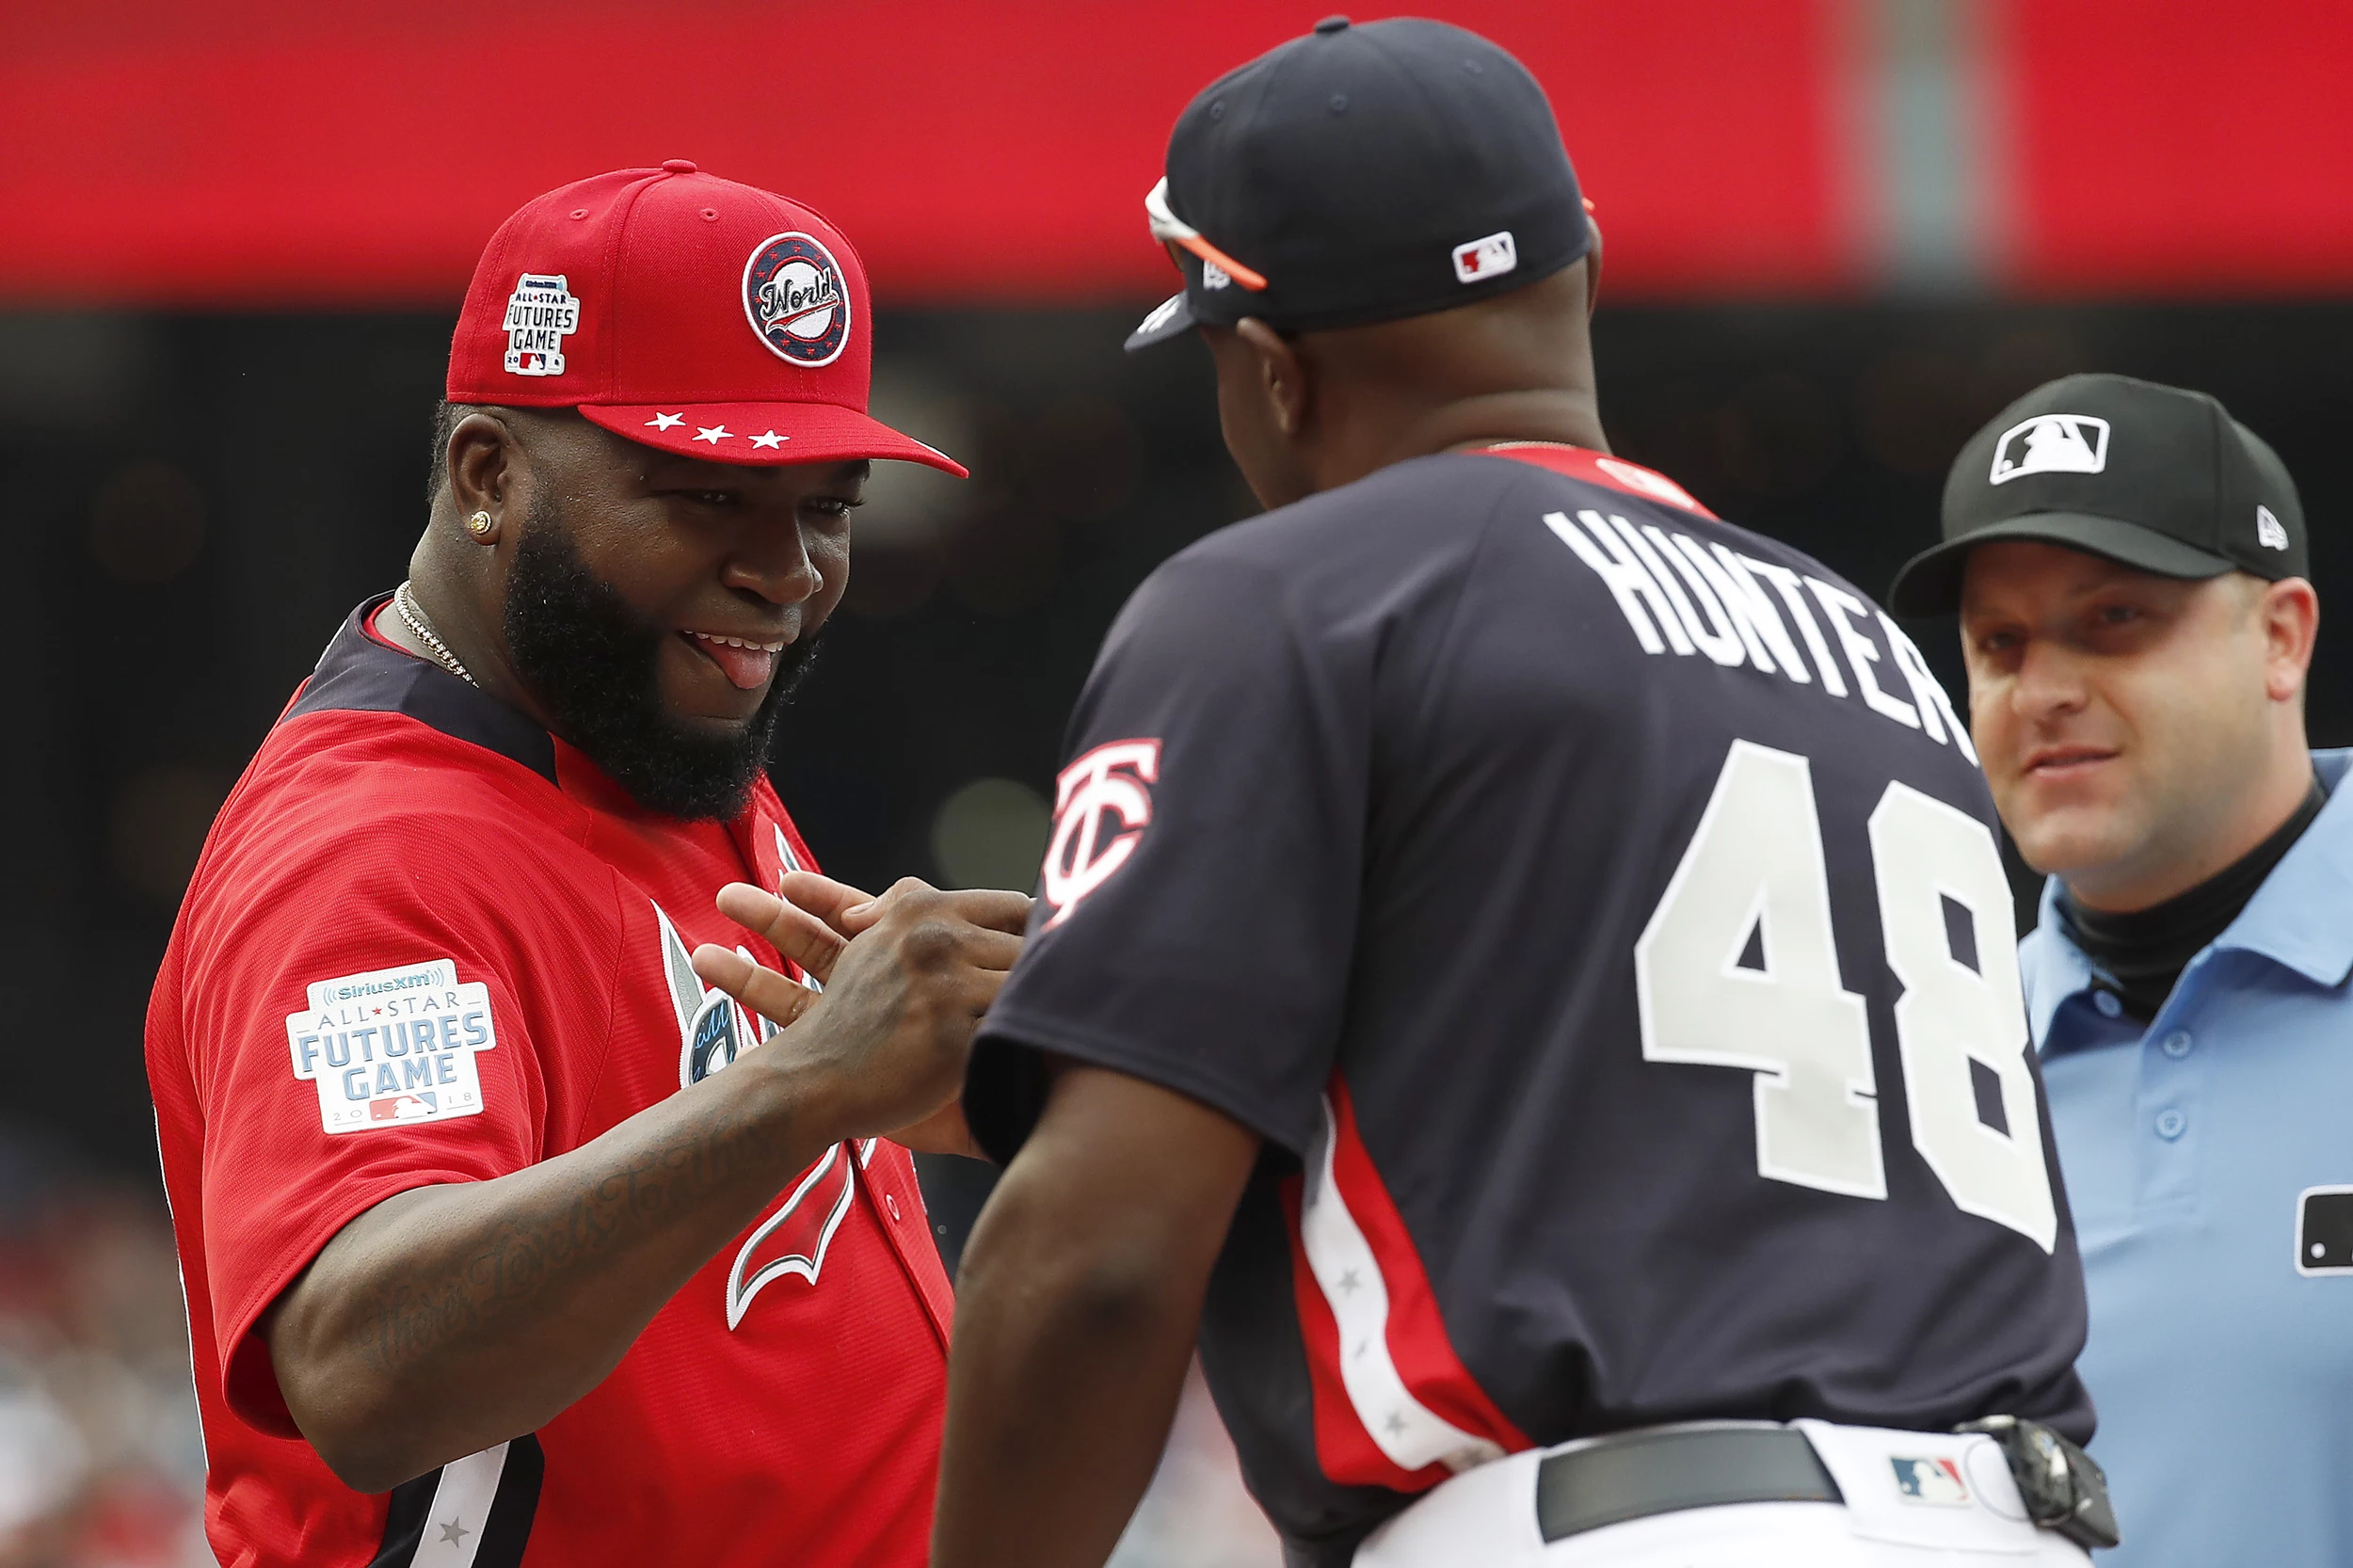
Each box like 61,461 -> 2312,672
1990,414 -> 2110,484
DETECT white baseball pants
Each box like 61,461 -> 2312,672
1354,1421 -> 2096,1567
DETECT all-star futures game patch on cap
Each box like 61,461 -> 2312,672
1888,372 -> 2303,616
447,160 -> 966,475
1125,16 -> 1589,351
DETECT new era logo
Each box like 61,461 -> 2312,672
2257,505 -> 2290,551
1453,231 -> 1517,284
1990,414 -> 2110,484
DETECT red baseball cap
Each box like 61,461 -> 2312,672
447,161 -> 966,476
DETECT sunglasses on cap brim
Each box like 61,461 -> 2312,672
1144,177 -> 1270,292
1141,178 -> 1600,299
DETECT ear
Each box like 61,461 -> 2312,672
2261,576 -> 2321,703
1233,318 -> 1309,440
447,411 -> 519,536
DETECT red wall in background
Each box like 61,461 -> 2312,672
2003,0 -> 2353,294
1,0 -> 2346,306
0,0 -> 1848,305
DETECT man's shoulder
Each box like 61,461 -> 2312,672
194,690 -> 612,959
1126,454 -> 1536,644
229,704 -> 589,864
276,600 -> 559,784
232,603 -> 579,840
1158,448 -> 1791,592
1176,450 -> 1531,568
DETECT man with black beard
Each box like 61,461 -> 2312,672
145,165 -> 1016,1568
496,472 -> 826,821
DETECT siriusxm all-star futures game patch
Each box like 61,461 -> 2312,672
502,272 -> 581,376
284,958 -> 496,1133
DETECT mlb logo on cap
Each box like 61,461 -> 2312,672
1453,231 -> 1518,284
446,160 -> 964,475
1990,413 -> 2110,484
1888,373 -> 2308,616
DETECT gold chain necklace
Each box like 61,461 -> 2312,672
392,581 -> 478,688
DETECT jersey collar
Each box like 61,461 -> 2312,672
2028,747 -> 2353,1045
290,594 -> 561,784
2210,748 -> 2353,986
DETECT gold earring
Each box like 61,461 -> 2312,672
467,511 -> 494,538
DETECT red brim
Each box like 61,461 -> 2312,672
582,402 -> 968,476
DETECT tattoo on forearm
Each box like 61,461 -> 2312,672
352,1087 -> 797,1376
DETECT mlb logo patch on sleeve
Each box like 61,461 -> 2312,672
284,959 -> 498,1134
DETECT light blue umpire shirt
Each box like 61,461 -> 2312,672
2025,747 -> 2353,1566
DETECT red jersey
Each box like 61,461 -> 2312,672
146,597 -> 955,1568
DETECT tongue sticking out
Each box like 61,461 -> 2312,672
693,635 -> 778,691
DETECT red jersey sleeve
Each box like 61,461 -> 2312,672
175,806 -> 621,1438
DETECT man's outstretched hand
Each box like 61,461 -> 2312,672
691,874 -> 1032,1156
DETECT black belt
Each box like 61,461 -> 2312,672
1535,1424 -> 1839,1544
1532,1418 -> 2120,1550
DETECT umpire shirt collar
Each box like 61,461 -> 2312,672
2027,748 -> 2353,1048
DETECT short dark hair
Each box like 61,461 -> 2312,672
425,399 -> 464,508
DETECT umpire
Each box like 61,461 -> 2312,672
1890,372 -> 2342,1566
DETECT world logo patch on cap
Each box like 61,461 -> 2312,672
743,232 -> 851,367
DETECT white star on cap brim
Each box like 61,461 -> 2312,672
646,412 -> 685,430
695,425 -> 731,444
749,430 -> 787,449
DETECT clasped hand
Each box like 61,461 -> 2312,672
689,872 -> 1032,1157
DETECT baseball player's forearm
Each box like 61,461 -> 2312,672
266,1048 -> 854,1493
933,1062 -> 1258,1568
268,876 -> 1029,1494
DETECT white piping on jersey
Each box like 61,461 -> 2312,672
1300,1096 -> 1506,1477
411,1440 -> 507,1566
726,1141 -> 857,1328
651,903 -> 708,1055
1544,510 -> 1974,760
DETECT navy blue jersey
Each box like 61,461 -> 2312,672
965,444 -> 2091,1566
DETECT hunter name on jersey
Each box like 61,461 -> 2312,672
284,958 -> 495,1133
969,446 -> 2090,1565
1545,504 -> 1975,760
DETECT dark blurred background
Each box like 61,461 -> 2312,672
8,299 -> 2347,1173
3,0 -> 2349,1560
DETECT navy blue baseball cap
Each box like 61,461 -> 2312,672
1126,16 -> 1592,351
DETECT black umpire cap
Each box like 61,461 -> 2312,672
1125,15 -> 1592,351
1888,373 -> 2307,616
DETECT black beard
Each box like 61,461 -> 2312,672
501,508 -> 821,821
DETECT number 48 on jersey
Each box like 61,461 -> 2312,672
1636,740 -> 2058,1252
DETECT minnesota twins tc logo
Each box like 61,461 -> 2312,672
1042,739 -> 1160,928
742,232 -> 851,367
